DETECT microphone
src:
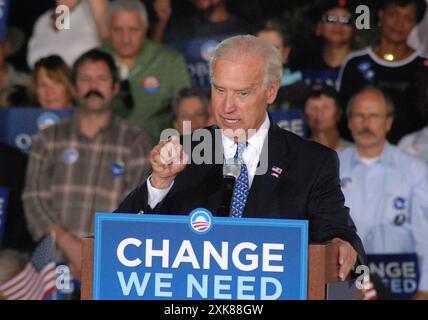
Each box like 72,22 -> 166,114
218,158 -> 241,217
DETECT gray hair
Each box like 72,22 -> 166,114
209,35 -> 283,87
107,0 -> 149,27
0,250 -> 28,284
346,86 -> 395,118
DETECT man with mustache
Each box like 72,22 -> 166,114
338,86 -> 428,299
22,49 -> 152,285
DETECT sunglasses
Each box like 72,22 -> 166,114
321,15 -> 353,25
120,79 -> 134,110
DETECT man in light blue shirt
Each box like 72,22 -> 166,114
339,86 -> 428,299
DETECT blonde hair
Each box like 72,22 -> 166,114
29,55 -> 74,107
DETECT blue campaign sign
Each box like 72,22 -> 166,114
0,108 -> 74,152
270,110 -> 308,138
0,187 -> 9,246
367,254 -> 420,300
93,209 -> 308,300
0,0 -> 10,41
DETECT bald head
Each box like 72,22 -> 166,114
209,35 -> 283,87
347,87 -> 394,119
347,87 -> 394,153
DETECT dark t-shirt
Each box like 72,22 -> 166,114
337,47 -> 428,143
164,14 -> 252,90
291,47 -> 341,87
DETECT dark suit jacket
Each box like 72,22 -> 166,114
0,143 -> 35,251
115,121 -> 365,262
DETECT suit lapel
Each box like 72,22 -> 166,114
244,121 -> 291,218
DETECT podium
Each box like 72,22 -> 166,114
81,238 -> 355,300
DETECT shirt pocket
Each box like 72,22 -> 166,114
365,192 -> 414,253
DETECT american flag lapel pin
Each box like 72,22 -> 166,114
271,166 -> 284,178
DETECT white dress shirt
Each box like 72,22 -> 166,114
147,113 -> 271,208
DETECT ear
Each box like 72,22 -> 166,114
173,119 -> 179,131
335,107 -> 342,123
281,47 -> 291,63
347,114 -> 353,132
315,22 -> 322,36
385,115 -> 393,132
71,85 -> 78,99
113,81 -> 120,95
378,9 -> 384,26
266,80 -> 280,105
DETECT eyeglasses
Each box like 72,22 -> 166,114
321,15 -> 353,25
120,79 -> 134,110
350,113 -> 391,123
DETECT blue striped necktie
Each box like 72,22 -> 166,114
231,142 -> 249,218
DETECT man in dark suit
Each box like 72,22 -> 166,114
116,35 -> 365,281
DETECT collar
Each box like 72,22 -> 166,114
221,113 -> 270,159
350,142 -> 395,168
72,112 -> 116,140
368,46 -> 421,68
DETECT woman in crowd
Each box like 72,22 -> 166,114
294,0 -> 355,87
28,55 -> 74,109
304,84 -> 352,152
256,18 -> 309,110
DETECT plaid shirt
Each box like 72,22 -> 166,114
23,114 -> 152,241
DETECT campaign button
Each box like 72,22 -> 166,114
394,214 -> 406,226
142,76 -> 160,93
63,149 -> 78,164
393,197 -> 406,210
112,162 -> 125,176
200,40 -> 219,61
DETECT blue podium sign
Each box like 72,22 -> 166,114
367,254 -> 420,300
93,209 -> 308,300
0,0 -> 10,41
0,187 -> 9,246
270,110 -> 308,138
0,108 -> 74,152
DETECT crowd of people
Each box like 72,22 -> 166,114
0,0 -> 428,300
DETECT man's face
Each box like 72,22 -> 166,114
211,57 -> 279,140
379,4 -> 418,44
74,60 -> 119,113
305,95 -> 340,133
174,97 -> 208,134
348,91 -> 393,150
110,10 -> 147,59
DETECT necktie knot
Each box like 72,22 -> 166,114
235,141 -> 247,161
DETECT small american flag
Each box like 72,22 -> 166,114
271,166 -> 284,178
361,276 -> 378,300
0,235 -> 57,300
